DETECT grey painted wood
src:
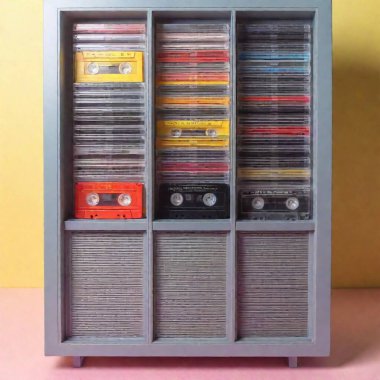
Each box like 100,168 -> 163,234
153,220 -> 232,231
288,357 -> 298,368
311,2 -> 332,356
72,356 -> 84,368
64,219 -> 148,230
44,340 -> 328,357
44,0 -> 61,353
236,221 -> 315,231
44,0 -> 331,360
146,9 -> 154,344
227,10 -> 237,343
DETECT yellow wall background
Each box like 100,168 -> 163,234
0,0 -> 379,287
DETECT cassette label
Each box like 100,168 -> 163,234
156,50 -> 229,63
156,138 -> 229,148
158,183 -> 230,219
75,51 -> 144,83
157,121 -> 229,139
75,182 -> 143,219
156,97 -> 230,105
157,120 -> 229,128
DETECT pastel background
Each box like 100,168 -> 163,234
0,0 -> 379,288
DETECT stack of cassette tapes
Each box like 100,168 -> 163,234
73,23 -> 146,219
237,21 -> 312,220
155,22 -> 231,219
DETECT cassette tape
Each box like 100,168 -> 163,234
156,23 -> 230,34
75,182 -> 143,219
156,97 -> 230,105
157,120 -> 229,128
158,183 -> 230,219
239,189 -> 310,220
238,168 -> 310,181
74,23 -> 146,34
75,51 -> 144,83
156,119 -> 229,139
156,50 -> 229,63
157,137 -> 229,148
156,73 -> 229,82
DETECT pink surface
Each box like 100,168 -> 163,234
1,289 -> 380,380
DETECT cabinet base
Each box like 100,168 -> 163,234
73,356 -> 85,368
288,356 -> 298,368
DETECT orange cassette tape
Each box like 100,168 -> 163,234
75,182 -> 143,219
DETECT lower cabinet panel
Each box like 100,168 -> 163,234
67,232 -> 145,339
65,230 -> 311,343
154,232 -> 227,339
237,232 -> 310,339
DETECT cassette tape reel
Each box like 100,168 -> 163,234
75,182 -> 143,219
75,51 -> 144,83
158,184 -> 230,219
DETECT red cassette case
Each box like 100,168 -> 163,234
75,182 -> 143,219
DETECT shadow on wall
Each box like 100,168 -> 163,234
331,54 -> 380,288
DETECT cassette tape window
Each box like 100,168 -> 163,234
73,22 -> 146,219
237,21 -> 312,221
155,20 -> 231,219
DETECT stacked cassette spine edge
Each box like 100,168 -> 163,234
155,21 -> 231,218
237,21 -> 312,220
73,23 -> 146,185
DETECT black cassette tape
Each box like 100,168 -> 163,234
158,183 -> 230,219
239,190 -> 310,220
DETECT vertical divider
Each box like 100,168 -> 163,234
308,231 -> 315,341
145,9 -> 154,344
227,10 -> 237,343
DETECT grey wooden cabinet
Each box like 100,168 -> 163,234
44,0 -> 331,368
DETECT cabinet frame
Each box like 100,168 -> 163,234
44,0 -> 331,358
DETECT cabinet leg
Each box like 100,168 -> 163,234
288,356 -> 298,368
73,356 -> 85,368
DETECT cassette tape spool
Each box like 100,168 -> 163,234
75,51 -> 144,83
158,184 -> 230,219
239,189 -> 310,221
75,182 -> 143,219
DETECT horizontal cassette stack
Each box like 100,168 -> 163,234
155,21 -> 231,219
73,23 -> 146,219
237,21 -> 312,220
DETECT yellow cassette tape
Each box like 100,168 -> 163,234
75,51 -> 144,83
156,97 -> 230,105
157,137 -> 229,148
238,168 -> 311,180
157,80 -> 228,85
157,120 -> 230,139
157,120 -> 230,128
